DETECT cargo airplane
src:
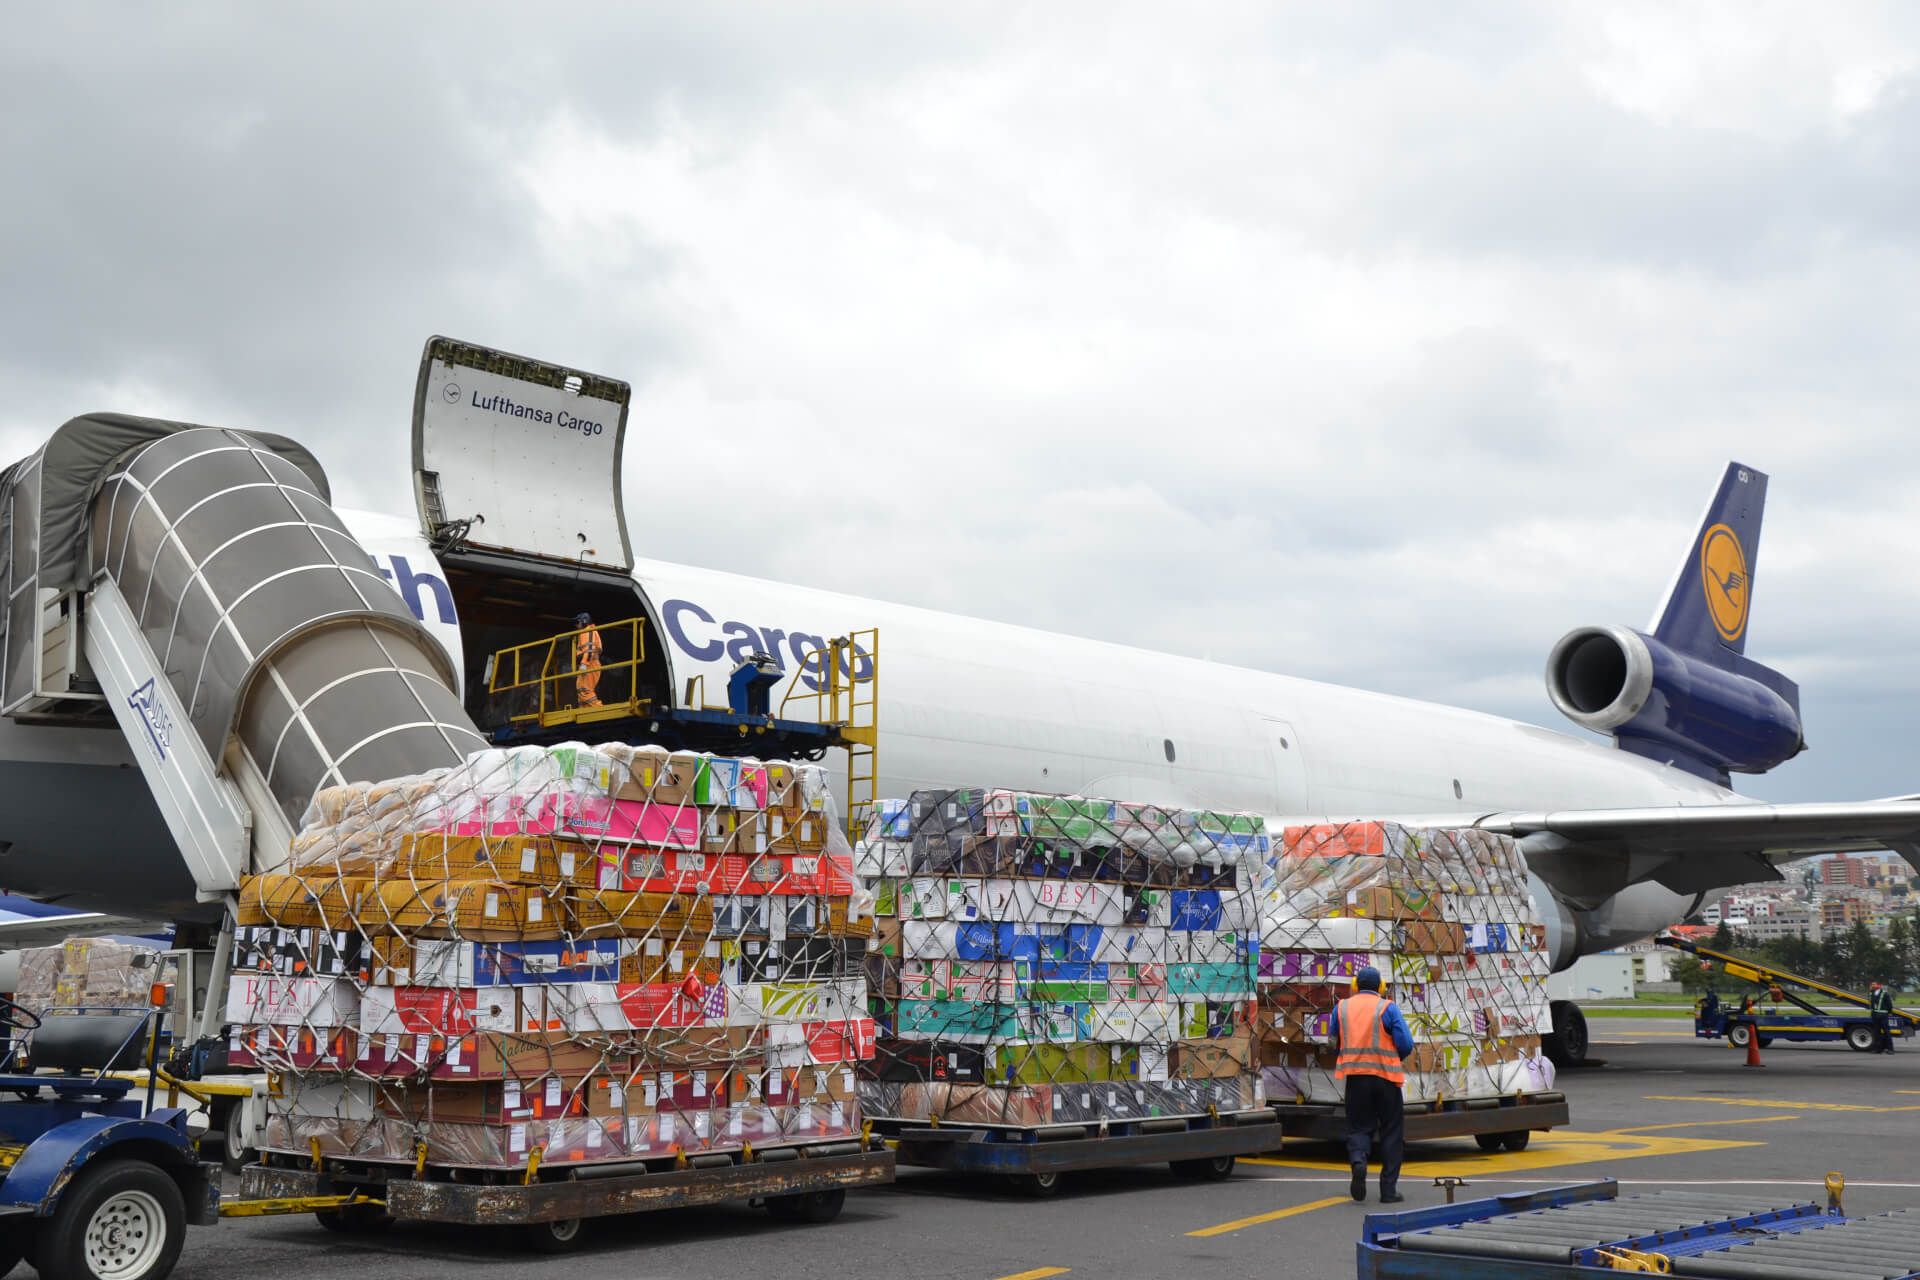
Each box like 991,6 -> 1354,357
4,338 -> 1919,1066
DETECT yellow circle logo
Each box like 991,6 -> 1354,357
1699,523 -> 1749,643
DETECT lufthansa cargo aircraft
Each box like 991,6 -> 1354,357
3,337 -> 1917,1065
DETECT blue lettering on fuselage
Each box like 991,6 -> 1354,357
377,555 -> 457,625
658,598 -> 871,692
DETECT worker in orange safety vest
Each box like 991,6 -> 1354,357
572,612 -> 604,708
1331,965 -> 1415,1203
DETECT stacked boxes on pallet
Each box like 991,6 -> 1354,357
855,791 -> 1266,1127
1255,821 -> 1556,1104
12,938 -> 160,1019
228,742 -> 874,1169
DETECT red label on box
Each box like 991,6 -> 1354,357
616,983 -> 703,1029
803,1017 -> 876,1064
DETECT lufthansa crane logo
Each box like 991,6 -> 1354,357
1699,522 -> 1749,643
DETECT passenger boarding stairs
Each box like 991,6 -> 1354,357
0,417 -> 487,1025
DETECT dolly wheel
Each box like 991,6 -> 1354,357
521,1217 -> 586,1253
1474,1133 -> 1504,1152
1171,1155 -> 1236,1181
1727,1023 -> 1753,1049
33,1159 -> 184,1280
766,1190 -> 845,1223
1501,1131 -> 1531,1152
313,1201 -> 391,1234
1011,1171 -> 1063,1198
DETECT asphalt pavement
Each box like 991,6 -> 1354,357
164,1019 -> 1920,1280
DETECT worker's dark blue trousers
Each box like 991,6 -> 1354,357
1344,1074 -> 1405,1194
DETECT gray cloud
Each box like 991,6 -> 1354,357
5,3 -> 1918,809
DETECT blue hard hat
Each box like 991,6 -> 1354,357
1356,966 -> 1382,991
574,612 -> 592,625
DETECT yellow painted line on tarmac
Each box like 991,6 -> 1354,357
1186,1196 -> 1350,1237
1614,1115 -> 1801,1134
1243,1128 -> 1762,1178
990,1269 -> 1070,1280
1645,1095 -> 1920,1114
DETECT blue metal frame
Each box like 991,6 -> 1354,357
0,1111 -> 198,1217
1694,1008 -> 1901,1044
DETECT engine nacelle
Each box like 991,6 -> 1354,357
1546,624 -> 1802,777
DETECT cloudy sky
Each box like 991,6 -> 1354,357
4,3 -> 1917,804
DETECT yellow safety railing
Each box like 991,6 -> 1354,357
780,629 -> 879,836
486,618 -> 652,730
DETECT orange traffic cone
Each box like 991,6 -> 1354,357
1744,1026 -> 1765,1068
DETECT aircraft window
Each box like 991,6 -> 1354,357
1278,736 -> 1289,749
1163,738 -> 1176,763
1453,778 -> 1464,799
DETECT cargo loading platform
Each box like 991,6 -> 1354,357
1359,1178 -> 1920,1279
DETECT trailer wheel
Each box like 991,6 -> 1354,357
0,1225 -> 27,1278
220,1100 -> 257,1174
1501,1131 -> 1531,1152
1171,1156 -> 1236,1181
1011,1172 -> 1063,1198
1727,1022 -> 1753,1049
1847,1024 -> 1879,1052
1474,1133 -> 1504,1152
521,1218 -> 586,1253
1756,1036 -> 1774,1049
33,1158 -> 184,1280
1544,1001 -> 1589,1068
313,1202 -> 391,1234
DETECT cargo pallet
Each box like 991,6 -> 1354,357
1272,1090 -> 1569,1151
240,1136 -> 894,1248
872,1107 -> 1281,1195
1354,1176 -> 1920,1278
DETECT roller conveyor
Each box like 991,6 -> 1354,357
1358,1180 -> 1920,1279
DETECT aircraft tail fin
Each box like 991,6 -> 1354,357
1650,462 -> 1768,663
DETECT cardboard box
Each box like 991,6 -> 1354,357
1172,1031 -> 1254,1080
396,834 -> 595,887
236,875 -> 369,928
565,890 -> 715,938
359,879 -> 559,941
225,973 -> 359,1028
1348,884 -> 1441,922
1394,921 -> 1468,955
362,985 -> 519,1037
357,1030 -> 626,1082
233,925 -> 367,980
617,936 -> 722,985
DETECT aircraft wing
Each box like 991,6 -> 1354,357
0,913 -> 171,951
1482,800 -> 1920,908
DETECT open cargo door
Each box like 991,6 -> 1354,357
412,336 -> 633,571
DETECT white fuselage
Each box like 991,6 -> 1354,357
0,509 -> 1741,948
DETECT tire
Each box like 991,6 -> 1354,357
1728,1023 -> 1753,1049
1011,1171 -> 1063,1198
766,1190 -> 845,1223
1847,1024 -> 1879,1052
520,1218 -> 586,1253
33,1158 -> 184,1280
765,1195 -> 802,1221
1544,1002 -> 1589,1068
1474,1133 -> 1504,1152
1757,1036 -> 1774,1049
1170,1155 -> 1236,1181
313,1202 -> 391,1234
220,1100 -> 257,1175
0,1226 -> 25,1279
1501,1131 -> 1531,1152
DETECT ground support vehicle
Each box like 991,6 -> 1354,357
1271,1090 -> 1570,1153
240,1134 -> 894,1250
0,1006 -> 221,1280
1354,1176 -> 1920,1278
875,1107 -> 1280,1196
1659,932 -> 1919,1052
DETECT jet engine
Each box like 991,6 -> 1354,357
1546,624 -> 1802,779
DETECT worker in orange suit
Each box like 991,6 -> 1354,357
572,612 -> 604,707
1331,966 -> 1414,1204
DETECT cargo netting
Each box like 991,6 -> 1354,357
854,791 -> 1267,1127
854,800 -> 1557,1126
229,744 -> 874,1171
1256,821 -> 1556,1104
13,938 -> 162,1019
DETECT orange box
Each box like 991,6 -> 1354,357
1282,823 -> 1389,859
236,875 -> 369,928
397,834 -> 597,889
565,890 -> 714,938
359,879 -> 559,941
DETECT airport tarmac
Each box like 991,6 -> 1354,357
173,1018 -> 1920,1280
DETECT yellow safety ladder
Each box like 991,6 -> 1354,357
781,629 -> 879,837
